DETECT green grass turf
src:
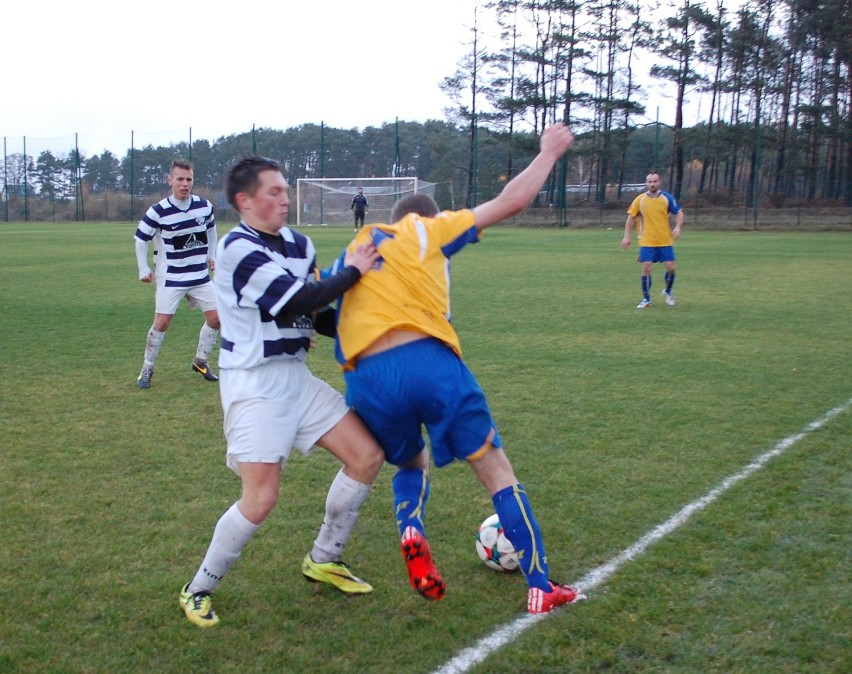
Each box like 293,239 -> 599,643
0,222 -> 849,673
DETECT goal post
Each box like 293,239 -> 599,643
296,177 -> 436,227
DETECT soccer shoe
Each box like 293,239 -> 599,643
636,298 -> 652,309
400,526 -> 446,601
301,554 -> 373,594
192,358 -> 219,382
527,581 -> 584,614
179,583 -> 219,627
662,290 -> 676,306
136,367 -> 153,389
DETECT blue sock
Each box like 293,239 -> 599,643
665,271 -> 675,293
392,468 -> 430,538
641,275 -> 652,300
493,484 -> 550,591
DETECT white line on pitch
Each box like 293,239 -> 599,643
432,398 -> 852,674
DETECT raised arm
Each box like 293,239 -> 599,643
472,123 -> 574,231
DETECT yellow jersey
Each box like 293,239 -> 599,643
334,209 -> 479,369
626,191 -> 682,247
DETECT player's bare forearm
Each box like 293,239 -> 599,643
673,211 -> 684,238
621,217 -> 634,249
474,123 -> 574,230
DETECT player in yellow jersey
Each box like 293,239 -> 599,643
621,172 -> 684,308
327,123 -> 585,614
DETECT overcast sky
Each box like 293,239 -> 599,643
4,0 -> 695,158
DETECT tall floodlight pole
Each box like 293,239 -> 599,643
395,117 -> 401,177
23,136 -> 29,222
557,107 -> 570,227
130,131 -> 135,220
471,114 -> 479,207
752,115 -> 761,231
320,122 -> 325,225
3,137 -> 8,221
75,133 -> 85,221
75,134 -> 80,221
655,107 -> 661,170
395,117 -> 402,203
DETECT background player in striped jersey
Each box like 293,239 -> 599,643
329,123 -> 583,614
133,160 -> 220,388
621,171 -> 684,308
178,156 -> 384,627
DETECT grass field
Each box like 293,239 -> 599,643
1,222 -> 849,673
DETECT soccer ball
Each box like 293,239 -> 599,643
475,513 -> 520,572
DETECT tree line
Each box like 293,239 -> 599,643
2,0 -> 848,222
442,0 -> 849,208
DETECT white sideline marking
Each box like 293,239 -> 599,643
432,399 -> 851,674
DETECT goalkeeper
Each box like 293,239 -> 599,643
351,187 -> 368,231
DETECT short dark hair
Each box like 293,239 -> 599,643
226,155 -> 282,210
171,159 -> 193,173
389,194 -> 439,223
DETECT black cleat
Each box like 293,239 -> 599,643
192,358 -> 218,382
137,367 -> 153,389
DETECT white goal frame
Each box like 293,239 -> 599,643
295,177 -> 435,227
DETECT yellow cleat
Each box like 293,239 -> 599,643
179,583 -> 219,627
301,554 -> 373,594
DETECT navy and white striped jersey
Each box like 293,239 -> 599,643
215,223 -> 318,370
134,195 -> 216,288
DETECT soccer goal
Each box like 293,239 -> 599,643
295,177 -> 436,227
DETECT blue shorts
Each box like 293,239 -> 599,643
344,338 -> 501,467
638,246 -> 675,263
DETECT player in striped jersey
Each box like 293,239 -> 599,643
330,123 -> 584,614
133,160 -> 220,388
179,156 -> 385,628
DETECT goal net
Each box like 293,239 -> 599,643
296,177 -> 436,227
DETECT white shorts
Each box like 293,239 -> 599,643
154,281 -> 216,315
220,359 -> 350,475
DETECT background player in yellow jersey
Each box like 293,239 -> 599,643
621,172 -> 684,308
327,123 -> 584,614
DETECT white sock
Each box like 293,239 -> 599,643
310,469 -> 371,563
143,328 -> 165,369
196,323 -> 219,361
188,503 -> 258,594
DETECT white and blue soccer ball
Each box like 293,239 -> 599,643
475,513 -> 520,572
